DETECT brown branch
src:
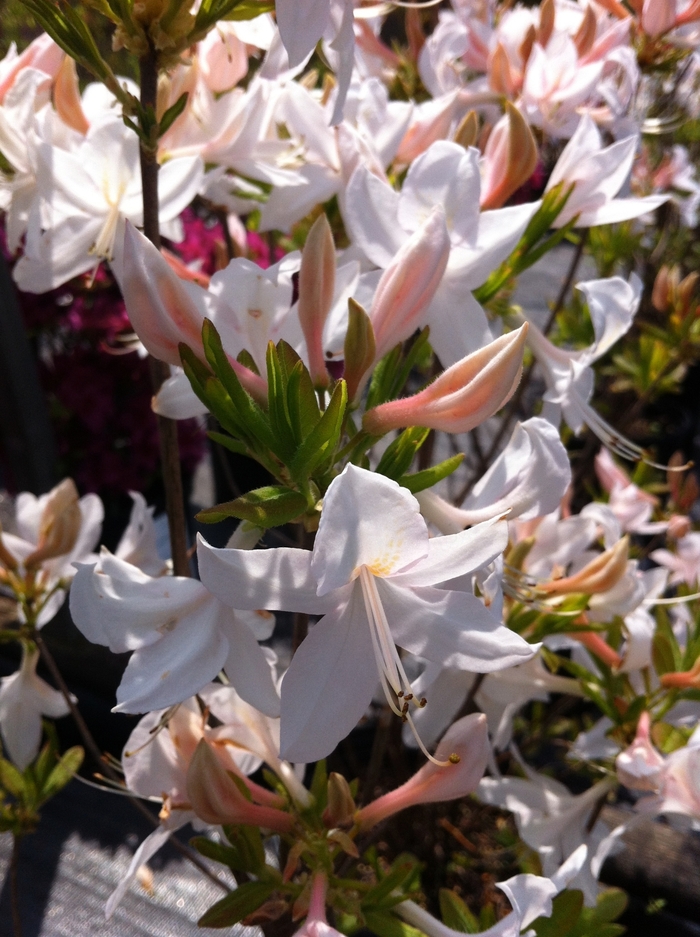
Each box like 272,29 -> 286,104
10,834 -> 22,937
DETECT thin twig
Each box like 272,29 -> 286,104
35,633 -> 228,892
10,834 -> 22,937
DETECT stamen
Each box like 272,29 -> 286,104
645,590 -> 700,605
580,397 -> 692,472
358,566 -> 458,768
124,704 -> 179,757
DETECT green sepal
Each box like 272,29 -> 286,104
40,746 -> 84,801
375,427 -> 430,480
237,349 -> 261,376
438,889 -> 480,933
266,342 -> 297,461
288,380 -> 348,480
196,486 -> 308,527
363,911 -> 424,937
197,880 -> 276,928
287,361 -> 321,443
0,758 -> 25,798
529,889 -> 583,937
207,431 -> 249,457
158,92 -> 189,137
363,856 -> 422,909
398,453 -> 465,493
223,823 -> 267,876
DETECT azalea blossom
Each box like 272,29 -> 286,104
198,464 -> 536,763
546,114 -> 667,228
13,117 -> 203,292
69,549 -> 280,716
345,142 -> 539,365
0,646 -> 71,769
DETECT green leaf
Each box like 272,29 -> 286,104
363,858 -> 421,908
159,92 -> 188,137
198,880 -> 275,928
344,298 -> 376,400
201,321 -> 278,454
0,759 -> 25,798
375,427 -> 430,480
222,824 -> 267,876
288,380 -> 347,479
207,431 -> 249,457
438,889 -> 480,933
41,746 -> 83,801
287,361 -> 321,443
197,486 -> 307,527
586,888 -> 627,925
366,344 -> 403,411
399,454 -> 465,493
529,890 -> 584,937
309,759 -> 328,807
223,0 -> 275,19
266,342 -> 297,460
363,911 -> 425,937
652,632 -> 677,677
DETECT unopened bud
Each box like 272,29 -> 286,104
667,514 -> 691,538
25,479 -> 81,570
678,271 -> 699,315
186,739 -> 293,831
541,536 -> 629,596
53,56 -> 89,135
651,265 -> 674,312
454,110 -> 479,149
488,43 -> 516,96
537,0 -> 555,46
363,325 -> 527,436
343,298 -> 376,401
299,214 -> 335,389
573,4 -> 597,56
322,772 -> 356,828
519,25 -> 536,69
660,656 -> 700,689
480,103 -> 538,209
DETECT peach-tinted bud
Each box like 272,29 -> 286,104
395,93 -> 459,165
322,772 -> 356,828
574,4 -> 597,56
519,25 -> 537,69
660,656 -> 700,689
343,298 -> 376,402
25,479 -> 82,570
651,265 -> 673,312
122,223 -> 267,404
667,514 -> 691,539
406,7 -> 426,61
53,56 -> 89,135
356,714 -> 489,832
667,453 -> 699,512
161,247 -> 211,287
186,739 -> 293,831
678,271 -> 699,314
298,214 -> 335,389
538,0 -> 555,46
488,43 -> 517,96
540,536 -> 630,596
363,325 -> 527,436
641,0 -> 677,36
370,206 -> 450,361
454,110 -> 479,149
571,629 -> 623,670
616,712 -> 665,790
480,103 -> 538,210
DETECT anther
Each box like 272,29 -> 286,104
419,697 -> 427,708
402,701 -> 410,715
404,693 -> 413,702
448,753 -> 461,765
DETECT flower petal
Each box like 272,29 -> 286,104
280,585 -> 378,762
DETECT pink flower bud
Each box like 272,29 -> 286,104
660,657 -> 700,690
363,325 -> 527,436
480,103 -> 538,210
370,207 -> 451,362
356,714 -> 489,831
298,214 -> 335,389
121,223 -> 267,403
186,739 -> 293,831
540,536 -> 629,596
641,0 -> 677,36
